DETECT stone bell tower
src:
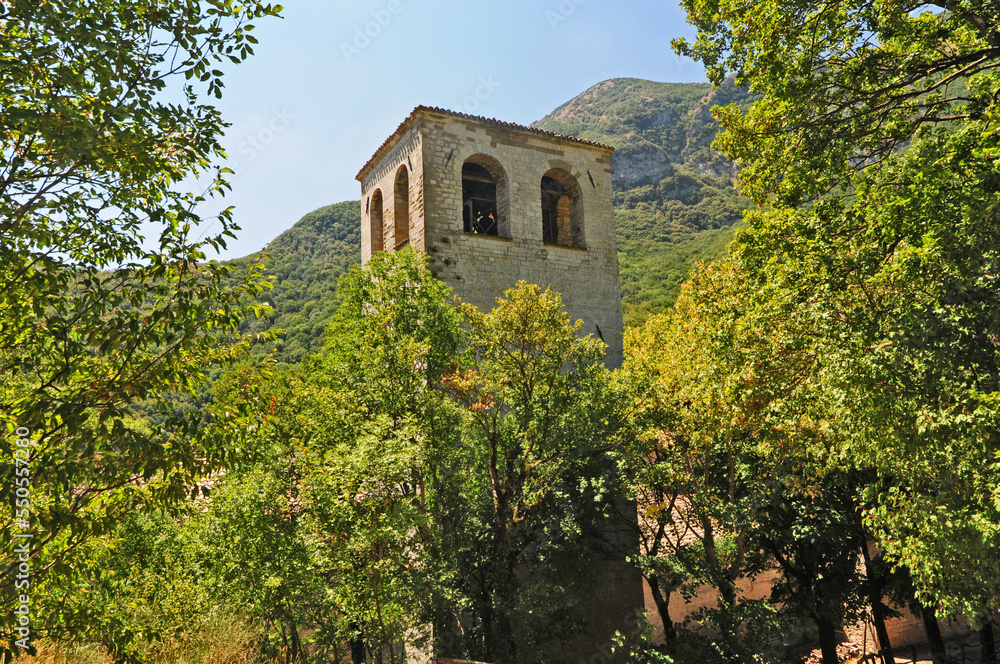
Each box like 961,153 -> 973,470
356,105 -> 625,368
356,106 -> 641,661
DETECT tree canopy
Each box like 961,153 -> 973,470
0,0 -> 281,654
675,0 -> 1000,204
672,0 -> 1000,633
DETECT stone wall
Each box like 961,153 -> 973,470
358,107 -> 625,369
360,124 -> 425,259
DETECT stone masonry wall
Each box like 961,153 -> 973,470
418,110 -> 625,368
360,125 -> 425,260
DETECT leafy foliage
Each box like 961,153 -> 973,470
620,259 -> 812,662
201,249 -> 470,661
445,282 -> 622,663
86,511 -> 261,664
0,0 -> 280,655
144,253 -> 627,664
674,0 -> 998,204
674,0 -> 1000,636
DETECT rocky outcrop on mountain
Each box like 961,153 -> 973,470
533,77 -> 750,197
534,77 -> 753,322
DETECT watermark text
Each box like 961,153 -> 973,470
12,426 -> 32,652
341,1 -> 405,62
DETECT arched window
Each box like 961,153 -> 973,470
541,168 -> 584,247
394,165 -> 410,249
462,155 -> 509,237
370,189 -> 384,253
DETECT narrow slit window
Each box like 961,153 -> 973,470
394,166 -> 410,249
370,189 -> 384,253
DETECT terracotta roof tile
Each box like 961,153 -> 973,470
355,105 -> 614,182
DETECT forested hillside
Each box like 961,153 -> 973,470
247,79 -> 749,363
238,201 -> 361,363
533,77 -> 752,322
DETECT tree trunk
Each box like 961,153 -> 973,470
860,544 -> 894,664
716,577 -> 741,648
920,605 -> 948,664
433,509 -> 463,659
279,626 -> 291,664
350,626 -> 366,664
981,621 -> 997,663
816,616 -> 840,664
647,575 -> 676,646
492,594 -> 518,664
289,620 -> 305,663
434,610 -> 463,657
484,547 -> 519,664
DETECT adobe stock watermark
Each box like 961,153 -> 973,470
547,0 -> 587,30
188,104 -> 295,231
231,106 -> 296,176
457,76 -> 502,115
341,0 -> 404,63
12,426 -> 33,653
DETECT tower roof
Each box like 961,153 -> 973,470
355,105 -> 614,182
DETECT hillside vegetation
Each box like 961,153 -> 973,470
238,201 -> 361,364
13,4 -> 1000,663
245,79 -> 750,363
533,77 -> 752,322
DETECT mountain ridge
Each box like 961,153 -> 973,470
241,78 -> 750,364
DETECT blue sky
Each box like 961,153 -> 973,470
202,1 -> 707,259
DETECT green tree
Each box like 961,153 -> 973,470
202,248 -> 472,663
754,476 -> 869,664
674,0 -> 1000,205
307,248 -> 470,662
131,253 -> 633,664
444,282 -> 620,664
620,259 -> 819,662
86,510 -> 261,664
0,0 -> 280,654
196,461 -> 321,662
675,0 -> 1000,623
195,361 -> 345,662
